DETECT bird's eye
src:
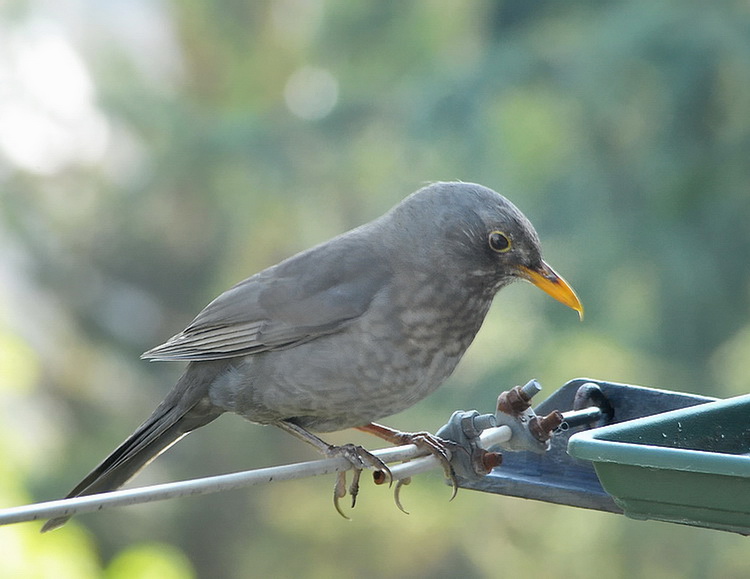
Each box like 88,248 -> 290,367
488,231 -> 512,253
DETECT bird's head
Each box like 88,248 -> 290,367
396,182 -> 584,319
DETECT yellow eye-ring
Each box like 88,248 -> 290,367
488,231 -> 512,253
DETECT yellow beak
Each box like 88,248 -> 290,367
518,261 -> 584,320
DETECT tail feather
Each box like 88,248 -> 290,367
42,363 -> 224,532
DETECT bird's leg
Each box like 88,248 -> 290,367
356,422 -> 459,499
274,420 -> 391,518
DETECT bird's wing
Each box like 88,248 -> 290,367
141,236 -> 390,361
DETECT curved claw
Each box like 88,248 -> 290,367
394,431 -> 460,500
394,477 -> 411,514
333,472 -> 351,520
348,468 -> 362,508
425,437 -> 458,499
327,444 -> 391,518
444,461 -> 459,501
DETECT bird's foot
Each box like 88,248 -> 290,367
325,443 -> 392,519
385,430 -> 460,500
355,423 -> 460,510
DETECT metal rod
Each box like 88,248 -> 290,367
0,443 -> 429,528
560,406 -> 603,429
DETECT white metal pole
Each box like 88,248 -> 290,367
0,442 -> 434,527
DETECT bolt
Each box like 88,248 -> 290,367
460,411 -> 482,438
481,451 -> 502,471
462,412 -> 497,439
497,385 -> 532,415
540,410 -> 563,431
529,410 -> 564,442
471,413 -> 497,434
520,379 -> 542,400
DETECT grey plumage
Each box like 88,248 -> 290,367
42,181 -> 581,532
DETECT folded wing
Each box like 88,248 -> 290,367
142,235 -> 389,361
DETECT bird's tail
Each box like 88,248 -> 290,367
41,363 -> 224,532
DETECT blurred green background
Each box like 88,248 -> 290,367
1,0 -> 750,577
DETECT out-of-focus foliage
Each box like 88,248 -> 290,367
1,0 -> 749,577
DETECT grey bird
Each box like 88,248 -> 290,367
42,181 -> 582,532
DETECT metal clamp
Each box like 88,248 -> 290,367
436,410 -> 501,479
493,380 -> 562,453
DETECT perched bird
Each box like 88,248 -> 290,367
42,181 -> 582,531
